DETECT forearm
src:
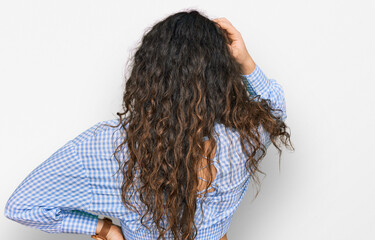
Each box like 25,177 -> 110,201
240,54 -> 256,75
96,219 -> 104,234
96,218 -> 125,240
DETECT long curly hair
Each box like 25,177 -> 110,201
105,9 -> 294,240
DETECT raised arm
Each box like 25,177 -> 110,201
213,17 -> 287,148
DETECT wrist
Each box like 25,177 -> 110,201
96,219 -> 104,234
106,224 -> 121,239
92,217 -> 113,240
240,54 -> 256,75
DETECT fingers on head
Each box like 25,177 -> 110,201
213,17 -> 228,22
213,18 -> 237,34
227,43 -> 233,54
213,17 -> 231,26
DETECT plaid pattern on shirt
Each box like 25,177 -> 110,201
4,65 -> 286,239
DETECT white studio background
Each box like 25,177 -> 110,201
1,0 -> 374,239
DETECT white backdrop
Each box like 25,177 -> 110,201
1,0 -> 374,239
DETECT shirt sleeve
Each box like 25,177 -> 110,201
4,139 -> 98,235
242,65 -> 287,148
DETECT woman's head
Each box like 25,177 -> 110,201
107,9 -> 293,240
124,9 -> 242,126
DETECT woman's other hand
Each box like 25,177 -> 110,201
213,17 -> 256,75
96,218 -> 125,240
107,224 -> 125,240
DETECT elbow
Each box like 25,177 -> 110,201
281,108 -> 287,122
3,196 -> 28,225
276,83 -> 287,122
4,206 -> 12,221
4,196 -> 17,221
281,99 -> 287,122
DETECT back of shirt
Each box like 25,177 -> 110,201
4,64 -> 286,240
69,118 -> 253,239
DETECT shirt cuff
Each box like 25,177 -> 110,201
242,65 -> 271,95
60,210 -> 98,235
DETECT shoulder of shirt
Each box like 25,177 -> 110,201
69,118 -> 124,147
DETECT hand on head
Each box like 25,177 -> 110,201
212,17 -> 256,75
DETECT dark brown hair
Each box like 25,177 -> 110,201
105,9 -> 294,240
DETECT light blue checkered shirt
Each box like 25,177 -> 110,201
4,65 -> 286,239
